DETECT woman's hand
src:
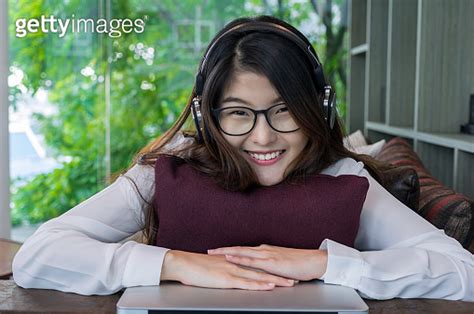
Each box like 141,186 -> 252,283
207,244 -> 328,281
160,250 -> 296,291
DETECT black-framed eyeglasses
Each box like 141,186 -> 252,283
211,102 -> 300,136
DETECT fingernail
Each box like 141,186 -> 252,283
267,283 -> 275,287
225,254 -> 234,259
207,249 -> 214,253
287,279 -> 294,284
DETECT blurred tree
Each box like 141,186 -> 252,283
310,0 -> 348,86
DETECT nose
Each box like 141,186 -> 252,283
248,113 -> 277,145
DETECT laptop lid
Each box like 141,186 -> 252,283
116,280 -> 368,313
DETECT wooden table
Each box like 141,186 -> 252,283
0,280 -> 121,313
0,238 -> 22,279
0,280 -> 473,313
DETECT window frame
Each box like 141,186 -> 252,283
0,0 -> 11,239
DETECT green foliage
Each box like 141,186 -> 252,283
10,0 -> 347,226
11,158 -> 98,225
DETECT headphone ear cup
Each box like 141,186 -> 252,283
322,86 -> 337,130
191,97 -> 204,143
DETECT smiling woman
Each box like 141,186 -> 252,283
11,14 -> 474,302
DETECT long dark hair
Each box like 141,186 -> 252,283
125,15 -> 386,245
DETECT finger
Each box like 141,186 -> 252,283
207,246 -> 249,254
227,256 -> 294,287
225,254 -> 273,271
208,247 -> 265,258
235,265 -> 295,287
231,277 -> 276,291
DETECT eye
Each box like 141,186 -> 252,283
230,110 -> 250,116
275,106 -> 289,114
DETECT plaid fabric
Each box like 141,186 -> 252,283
376,137 -> 474,248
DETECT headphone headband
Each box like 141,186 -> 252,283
196,21 -> 327,95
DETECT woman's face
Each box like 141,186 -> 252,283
218,71 -> 309,186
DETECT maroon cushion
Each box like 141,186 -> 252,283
377,137 -> 474,248
153,155 -> 369,254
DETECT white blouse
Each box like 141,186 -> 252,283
12,137 -> 474,300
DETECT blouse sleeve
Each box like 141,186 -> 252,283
319,158 -> 474,301
12,163 -> 170,295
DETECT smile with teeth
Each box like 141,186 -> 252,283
246,150 -> 285,161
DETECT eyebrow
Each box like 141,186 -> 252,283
220,96 -> 284,106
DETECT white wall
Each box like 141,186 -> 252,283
0,0 -> 11,239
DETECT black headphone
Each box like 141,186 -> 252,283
191,21 -> 337,143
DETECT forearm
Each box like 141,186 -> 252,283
310,249 -> 328,280
13,224 -> 169,295
320,235 -> 474,301
347,167 -> 474,300
160,250 -> 182,282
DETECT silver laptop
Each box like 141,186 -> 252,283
116,280 -> 368,313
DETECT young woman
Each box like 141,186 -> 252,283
12,15 -> 473,301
